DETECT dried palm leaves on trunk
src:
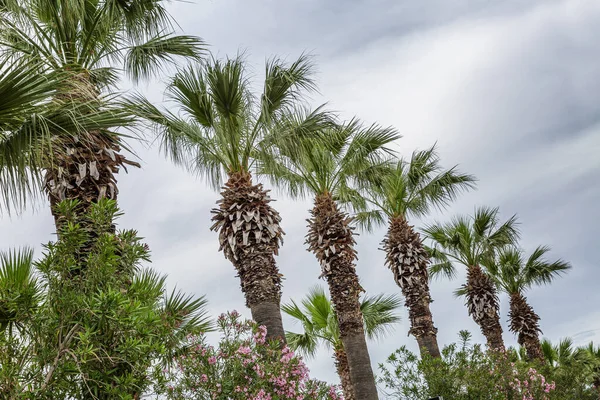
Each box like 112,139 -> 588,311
510,292 -> 543,361
306,193 -> 378,400
45,72 -> 138,231
465,265 -> 505,352
334,347 -> 355,400
382,217 -> 441,358
211,172 -> 286,343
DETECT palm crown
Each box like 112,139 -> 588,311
484,246 -> 571,295
132,54 -> 332,188
0,61 -> 136,211
0,0 -> 198,213
262,119 -> 400,205
425,206 -> 520,279
356,145 -> 475,230
0,0 -> 204,85
282,286 -> 401,357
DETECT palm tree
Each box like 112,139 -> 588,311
483,246 -> 570,361
129,55 -> 333,343
356,146 -> 475,358
262,121 -> 400,399
580,342 -> 600,398
0,248 -> 41,335
283,286 -> 401,400
424,206 -> 520,351
0,0 -> 203,222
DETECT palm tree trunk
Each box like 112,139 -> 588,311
382,216 -> 441,358
306,193 -> 378,400
211,171 -> 286,343
334,347 -> 356,400
44,71 -> 138,232
509,292 -> 543,362
465,265 -> 505,351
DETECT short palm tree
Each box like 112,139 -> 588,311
484,246 -> 570,361
0,0 -> 203,221
0,248 -> 41,335
130,55 -> 333,343
541,337 -> 578,368
424,206 -> 520,351
357,146 -> 475,358
262,121 -> 400,399
580,342 -> 600,396
283,286 -> 402,400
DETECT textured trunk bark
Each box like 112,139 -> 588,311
465,265 -> 505,352
44,71 -> 138,232
306,193 -> 378,400
509,292 -> 543,362
211,171 -> 286,343
334,347 -> 356,400
382,217 -> 441,358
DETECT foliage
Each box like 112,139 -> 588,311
157,311 -> 344,400
0,200 -> 211,399
283,286 -> 401,357
483,246 -> 571,295
355,145 -> 476,231
0,0 -> 202,213
130,54 -> 333,188
261,117 -> 400,209
378,331 -> 598,400
0,0 -> 204,83
425,206 -> 520,281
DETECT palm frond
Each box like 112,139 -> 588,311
125,34 -> 205,82
425,245 -> 458,281
285,331 -> 319,359
162,289 -> 213,335
353,209 -> 387,232
0,247 -> 41,333
360,293 -> 402,340
260,53 -> 317,124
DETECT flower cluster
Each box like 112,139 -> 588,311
507,367 -> 556,400
159,311 -> 343,400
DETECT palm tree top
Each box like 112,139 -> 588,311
261,118 -> 400,207
0,0 -> 204,85
0,60 -> 137,213
483,245 -> 571,295
282,286 -> 401,358
131,53 -> 334,189
425,206 -> 520,280
355,145 -> 476,231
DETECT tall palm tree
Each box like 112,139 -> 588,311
263,121 -> 400,399
356,146 -> 475,358
484,246 -> 570,361
283,287 -> 401,400
0,0 -> 203,222
129,55 -> 333,343
424,206 -> 519,351
0,248 -> 41,335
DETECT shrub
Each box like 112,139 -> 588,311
158,311 -> 343,400
378,331 -> 579,400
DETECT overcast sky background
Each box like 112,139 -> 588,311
2,0 -> 600,389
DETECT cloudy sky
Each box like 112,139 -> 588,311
2,0 -> 600,388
